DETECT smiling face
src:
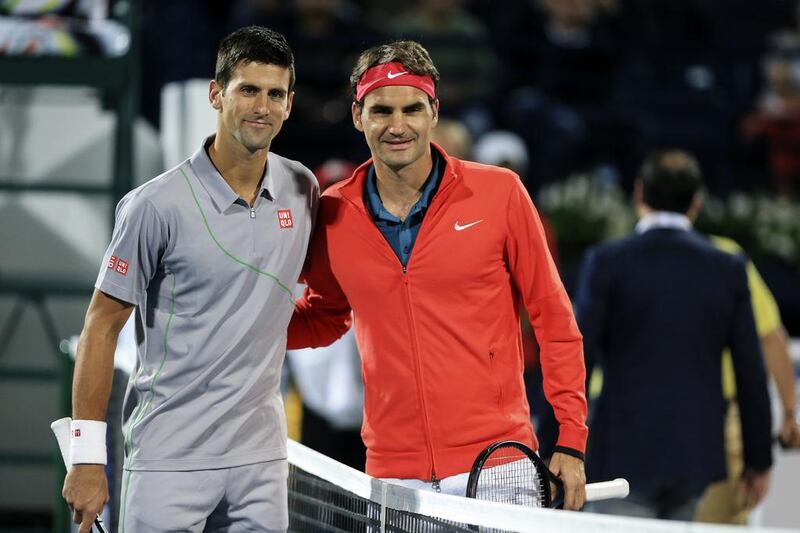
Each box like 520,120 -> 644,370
210,60 -> 294,155
352,85 -> 439,175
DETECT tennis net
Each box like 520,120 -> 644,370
287,439 -> 790,533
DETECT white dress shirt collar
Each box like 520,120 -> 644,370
635,211 -> 692,234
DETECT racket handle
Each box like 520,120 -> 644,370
50,417 -> 109,533
585,478 -> 630,501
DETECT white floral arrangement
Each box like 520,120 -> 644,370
537,172 -> 635,260
539,173 -> 800,266
697,193 -> 800,265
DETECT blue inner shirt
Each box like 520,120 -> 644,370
365,151 -> 443,267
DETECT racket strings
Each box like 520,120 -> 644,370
474,447 -> 546,507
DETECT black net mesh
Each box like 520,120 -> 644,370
288,465 -> 380,532
288,464 -> 517,533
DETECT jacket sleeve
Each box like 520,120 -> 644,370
504,177 -> 588,455
287,198 -> 353,349
728,256 -> 773,472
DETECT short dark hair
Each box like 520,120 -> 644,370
638,149 -> 703,213
215,26 -> 295,92
350,41 -> 440,105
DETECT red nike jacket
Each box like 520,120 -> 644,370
288,144 -> 587,480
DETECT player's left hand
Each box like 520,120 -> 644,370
740,468 -> 771,509
549,452 -> 586,511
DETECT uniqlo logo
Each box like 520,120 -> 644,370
72,429 -> 81,438
107,256 -> 117,269
277,209 -> 294,229
115,259 -> 129,276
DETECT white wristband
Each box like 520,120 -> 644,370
69,420 -> 107,465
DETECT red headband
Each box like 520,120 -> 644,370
355,62 -> 436,102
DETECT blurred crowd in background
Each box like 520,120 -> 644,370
134,0 -> 800,199
4,0 -> 800,270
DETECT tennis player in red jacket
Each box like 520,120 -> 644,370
288,40 -> 588,510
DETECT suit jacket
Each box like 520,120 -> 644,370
575,227 -> 772,492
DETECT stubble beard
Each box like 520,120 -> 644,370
380,143 -> 421,172
239,128 -> 273,154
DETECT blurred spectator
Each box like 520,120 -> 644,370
0,0 -> 129,56
431,117 -> 472,160
530,0 -> 620,104
140,1 -> 237,126
498,0 -> 647,192
386,0 -> 498,130
229,0 -> 288,28
741,12 -> 800,196
473,130 -> 530,184
612,1 -> 737,194
315,157 -> 357,190
360,0 -> 410,31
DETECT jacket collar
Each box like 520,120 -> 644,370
335,142 -> 459,210
635,211 -> 692,234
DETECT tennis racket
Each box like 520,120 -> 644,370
51,417 -> 109,533
466,440 -> 629,509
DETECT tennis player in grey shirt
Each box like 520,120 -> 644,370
62,27 -> 318,533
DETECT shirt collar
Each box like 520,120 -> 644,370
188,135 -> 275,211
365,150 -> 442,222
635,211 -> 693,234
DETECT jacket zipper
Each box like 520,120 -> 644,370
396,185 -> 453,482
342,168 -> 458,481
400,175 -> 458,481
401,264 -> 439,481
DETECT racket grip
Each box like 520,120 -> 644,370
51,417 -> 109,533
585,478 -> 630,501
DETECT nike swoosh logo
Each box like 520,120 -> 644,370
454,220 -> 483,231
387,71 -> 408,79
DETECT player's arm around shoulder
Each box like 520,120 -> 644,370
288,192 -> 353,349
63,289 -> 133,533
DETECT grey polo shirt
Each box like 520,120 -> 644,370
96,137 -> 318,471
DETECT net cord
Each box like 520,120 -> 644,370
287,440 -> 787,533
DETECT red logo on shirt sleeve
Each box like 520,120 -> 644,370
107,256 -> 117,269
277,209 -> 294,229
115,259 -> 129,276
72,429 -> 81,437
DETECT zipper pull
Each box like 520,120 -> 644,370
431,474 -> 441,493
250,207 -> 256,219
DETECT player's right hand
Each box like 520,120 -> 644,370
63,464 -> 108,533
779,416 -> 800,448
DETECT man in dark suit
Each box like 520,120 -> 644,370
575,149 -> 773,520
